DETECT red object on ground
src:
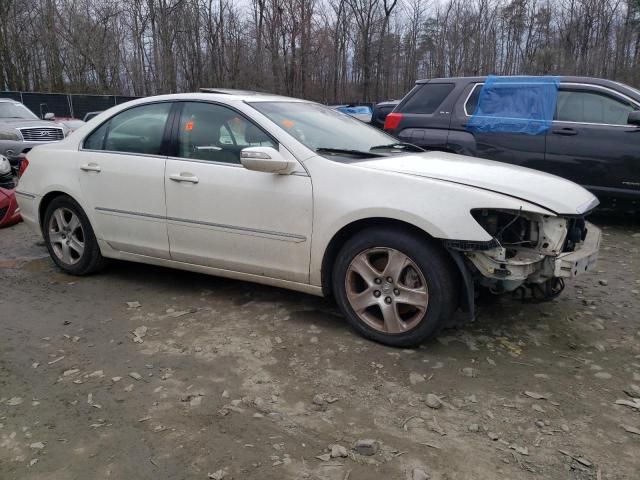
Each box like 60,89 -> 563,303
0,186 -> 22,228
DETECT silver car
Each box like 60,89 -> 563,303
0,99 -> 68,169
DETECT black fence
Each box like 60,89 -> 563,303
0,91 -> 140,120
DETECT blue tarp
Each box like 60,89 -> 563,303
336,106 -> 372,115
467,76 -> 560,135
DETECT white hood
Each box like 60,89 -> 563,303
356,151 -> 598,215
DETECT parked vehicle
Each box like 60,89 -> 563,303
82,111 -> 102,122
384,76 -> 640,210
0,99 -> 69,170
0,154 -> 13,188
371,100 -> 399,129
330,104 -> 373,123
51,117 -> 85,133
17,91 -> 600,347
1,154 -> 22,227
0,187 -> 21,227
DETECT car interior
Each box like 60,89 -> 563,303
178,107 -> 275,164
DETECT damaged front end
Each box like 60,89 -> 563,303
446,208 -> 601,304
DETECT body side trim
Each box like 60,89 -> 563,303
15,191 -> 36,199
95,206 -> 307,242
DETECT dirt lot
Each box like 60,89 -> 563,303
1,216 -> 639,480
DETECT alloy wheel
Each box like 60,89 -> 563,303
345,247 -> 429,334
48,207 -> 85,265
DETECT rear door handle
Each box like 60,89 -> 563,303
169,173 -> 199,184
80,163 -> 101,172
552,127 -> 578,136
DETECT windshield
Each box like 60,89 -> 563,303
249,101 -> 402,158
0,102 -> 38,120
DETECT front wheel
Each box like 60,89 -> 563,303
332,228 -> 459,347
43,196 -> 106,275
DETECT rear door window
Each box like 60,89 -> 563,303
84,102 -> 172,155
400,83 -> 454,114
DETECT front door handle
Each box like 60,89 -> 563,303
552,127 -> 578,136
169,173 -> 199,184
80,163 -> 101,172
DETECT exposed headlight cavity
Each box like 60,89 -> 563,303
472,209 -> 538,250
471,208 -> 571,256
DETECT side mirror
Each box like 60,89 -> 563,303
240,146 -> 293,174
44,112 -> 55,120
628,111 -> 640,126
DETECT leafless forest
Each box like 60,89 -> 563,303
2,0 -> 640,102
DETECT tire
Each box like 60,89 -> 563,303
42,195 -> 107,275
332,227 -> 459,348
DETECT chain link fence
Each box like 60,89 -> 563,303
0,91 -> 141,120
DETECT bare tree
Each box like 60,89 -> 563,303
0,0 -> 639,102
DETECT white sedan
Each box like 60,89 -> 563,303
16,91 -> 601,347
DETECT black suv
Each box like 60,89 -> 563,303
371,100 -> 400,129
384,76 -> 640,209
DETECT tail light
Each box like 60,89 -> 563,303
384,112 -> 403,130
18,157 -> 29,178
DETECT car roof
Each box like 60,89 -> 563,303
419,75 -> 632,88
199,88 -> 273,96
117,91 -> 310,107
415,76 -> 640,101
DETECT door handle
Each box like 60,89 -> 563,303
552,128 -> 578,136
80,163 -> 101,172
169,173 -> 199,184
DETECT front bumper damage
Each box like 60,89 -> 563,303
468,223 -> 600,303
445,211 -> 601,316
466,223 -> 600,285
553,225 -> 600,278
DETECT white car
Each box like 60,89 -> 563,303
16,91 -> 601,347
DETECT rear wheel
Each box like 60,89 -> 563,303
43,196 -> 106,275
332,228 -> 459,347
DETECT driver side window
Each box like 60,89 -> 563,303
177,102 -> 276,164
555,90 -> 635,125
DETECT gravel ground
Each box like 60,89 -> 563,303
1,215 -> 639,480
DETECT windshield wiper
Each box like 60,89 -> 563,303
316,147 -> 384,157
369,142 -> 425,152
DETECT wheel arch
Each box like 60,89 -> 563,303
320,217 -> 448,296
38,190 -> 90,230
